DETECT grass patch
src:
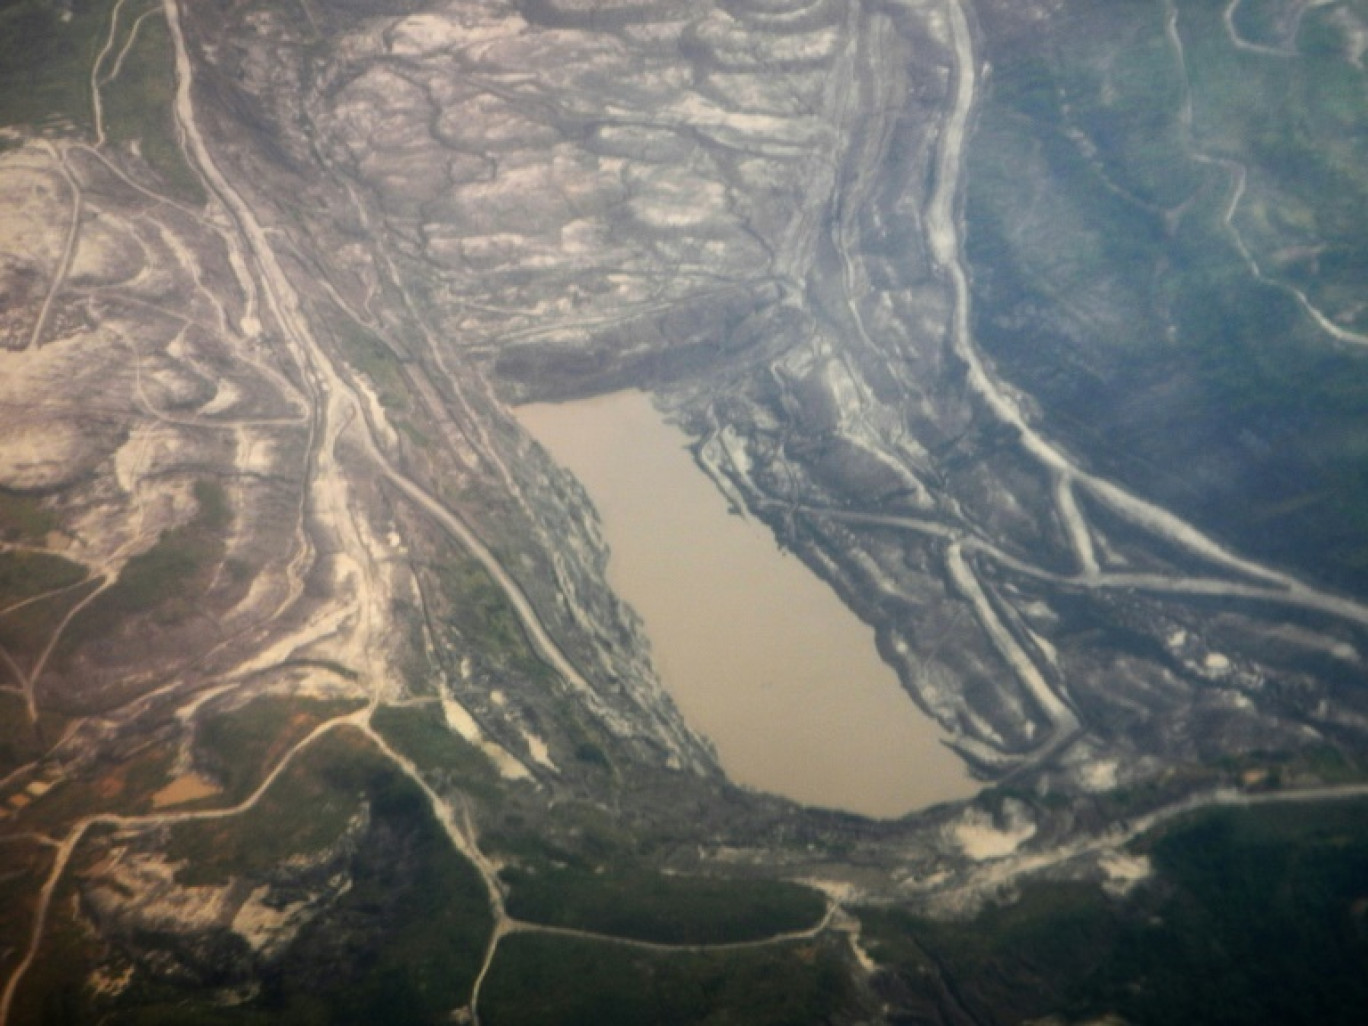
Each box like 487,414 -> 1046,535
0,837 -> 56,985
0,692 -> 67,774
487,799 -> 826,946
60,480 -> 229,650
502,864 -> 825,946
7,839 -> 110,1026
482,933 -> 859,1026
99,7 -> 206,205
966,0 -> 1368,594
0,551 -> 94,678
113,478 -> 228,613
429,557 -> 552,683
256,765 -> 492,1025
0,490 -> 58,542
165,727 -> 374,886
370,703 -> 501,799
1215,745 -> 1366,790
149,728 -> 493,1025
861,797 -> 1368,1026
26,729 -> 492,1025
196,694 -> 364,804
0,550 -> 87,603
329,314 -> 412,414
484,802 -> 635,872
864,882 -> 1123,1023
14,739 -> 175,837
0,577 -> 100,671
0,0 -> 115,132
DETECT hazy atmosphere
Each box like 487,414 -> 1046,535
1,0 -> 1367,1022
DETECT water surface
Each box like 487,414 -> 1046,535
516,390 -> 975,817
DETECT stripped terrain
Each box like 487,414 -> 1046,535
2,0 -> 1368,1022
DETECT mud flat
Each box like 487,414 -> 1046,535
516,390 -> 975,818
150,773 -> 222,809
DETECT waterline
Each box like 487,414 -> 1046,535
516,390 -> 975,818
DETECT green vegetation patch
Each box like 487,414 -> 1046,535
1178,0 -> 1368,332
967,0 -> 1368,592
0,692 -> 67,774
61,479 -> 229,650
0,0 -> 115,133
0,506 -> 87,680
328,312 -> 413,414
0,837 -> 56,984
255,762 -> 492,1026
1214,744 -> 1367,791
0,549 -> 86,602
42,730 -> 493,1025
98,7 -> 206,205
487,797 -> 825,946
371,703 -> 502,800
428,556 -> 552,683
0,575 -> 100,673
9,839 -> 111,1026
166,728 -> 381,885
163,729 -> 491,1024
482,933 -> 860,1026
197,693 -> 364,804
863,882 -> 1124,1024
0,490 -> 58,541
117,478 -> 228,608
485,800 -> 636,872
0,549 -> 94,678
861,797 -> 1368,1026
16,739 -> 175,835
1227,0 -> 1288,49
502,863 -> 826,946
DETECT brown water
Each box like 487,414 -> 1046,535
515,390 -> 976,818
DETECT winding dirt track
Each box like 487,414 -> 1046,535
6,1 -> 1368,1020
901,0 -> 1368,757
0,4 -> 832,1021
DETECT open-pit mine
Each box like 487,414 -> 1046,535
2,0 -> 1368,1022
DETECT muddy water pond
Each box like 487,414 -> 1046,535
515,390 -> 975,818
